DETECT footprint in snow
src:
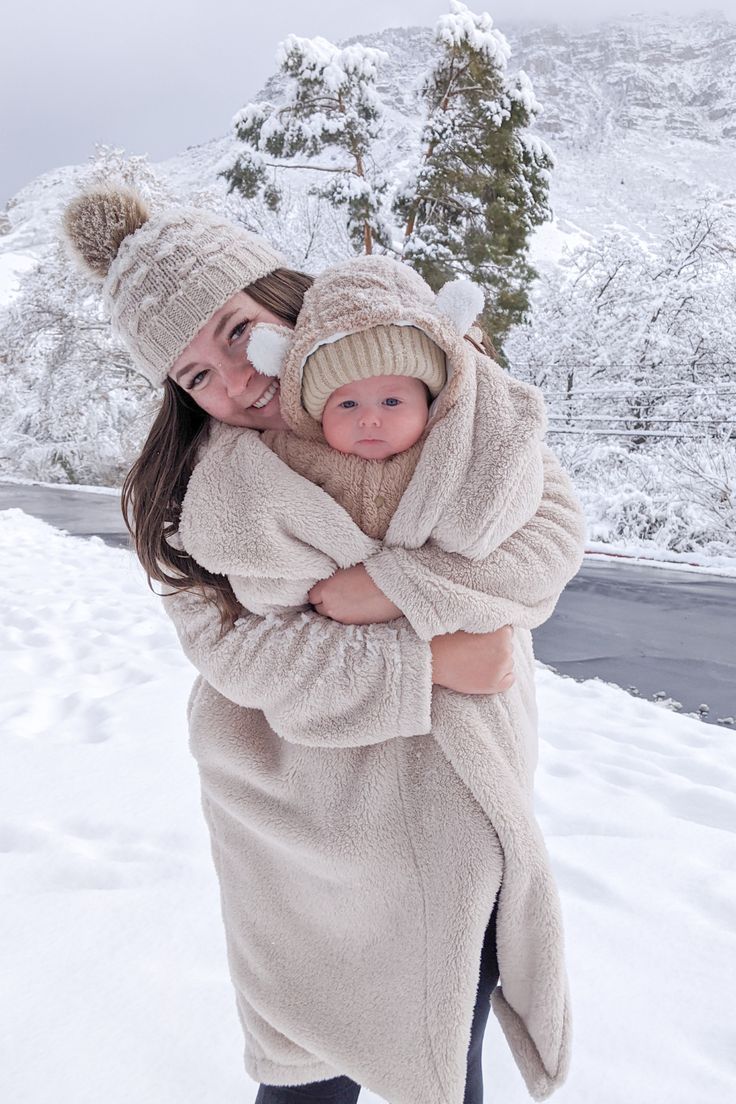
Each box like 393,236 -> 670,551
1,817 -> 190,892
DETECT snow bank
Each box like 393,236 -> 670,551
2,509 -> 734,1103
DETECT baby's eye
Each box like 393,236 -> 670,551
338,400 -> 358,409
383,397 -> 401,406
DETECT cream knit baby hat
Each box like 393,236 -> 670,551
62,187 -> 286,387
301,325 -> 447,421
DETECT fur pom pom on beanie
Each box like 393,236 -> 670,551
61,186 -> 286,388
63,188 -> 151,281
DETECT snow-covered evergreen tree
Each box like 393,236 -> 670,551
222,36 -> 391,254
395,2 -> 552,349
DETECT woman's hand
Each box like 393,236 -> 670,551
430,626 -> 515,695
308,565 -> 402,625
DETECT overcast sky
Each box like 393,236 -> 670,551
2,1 -> 733,206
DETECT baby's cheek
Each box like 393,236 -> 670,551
321,412 -> 354,454
321,412 -> 340,449
397,406 -> 430,448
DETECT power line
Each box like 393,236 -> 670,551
546,415 -> 736,427
536,385 -> 736,397
546,427 -> 731,440
509,368 -> 736,373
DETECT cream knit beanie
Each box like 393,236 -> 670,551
62,187 -> 286,387
302,325 -> 447,421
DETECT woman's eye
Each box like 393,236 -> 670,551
229,319 -> 251,343
187,369 -> 208,390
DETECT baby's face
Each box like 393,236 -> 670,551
321,375 -> 431,460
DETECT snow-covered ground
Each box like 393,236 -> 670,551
584,542 -> 736,578
2,508 -> 735,1104
0,251 -> 36,304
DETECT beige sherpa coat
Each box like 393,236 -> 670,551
164,258 -> 586,1104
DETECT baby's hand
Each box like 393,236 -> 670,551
308,565 -> 402,625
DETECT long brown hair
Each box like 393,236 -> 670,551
121,268 -> 313,627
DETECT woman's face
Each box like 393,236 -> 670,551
168,291 -> 290,430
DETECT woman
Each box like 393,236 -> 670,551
62,187 -> 585,1104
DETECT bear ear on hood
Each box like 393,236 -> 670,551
247,323 -> 294,378
434,278 -> 485,336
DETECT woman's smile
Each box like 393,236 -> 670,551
252,379 -> 280,410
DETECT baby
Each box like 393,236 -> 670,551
250,321 -> 451,547
303,323 -> 446,462
321,374 -> 432,462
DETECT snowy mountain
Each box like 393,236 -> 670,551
2,11 -> 736,284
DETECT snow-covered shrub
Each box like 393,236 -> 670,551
663,434 -> 736,553
0,148 -> 174,485
0,243 -> 157,485
554,437 -> 735,556
506,202 -> 736,557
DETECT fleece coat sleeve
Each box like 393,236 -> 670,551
363,445 -> 587,641
162,589 -> 433,747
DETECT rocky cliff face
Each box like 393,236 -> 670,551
509,13 -> 736,145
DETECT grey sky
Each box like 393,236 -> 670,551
2,1 -> 733,206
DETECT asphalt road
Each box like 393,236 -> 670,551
2,481 -> 734,728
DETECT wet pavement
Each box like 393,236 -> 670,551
2,481 -> 734,728
533,559 -> 735,728
1,482 -> 132,549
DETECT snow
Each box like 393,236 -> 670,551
0,251 -> 36,306
585,542 -> 736,578
3,506 -> 735,1103
0,475 -> 121,496
231,102 -> 267,133
511,70 -> 542,116
435,2 -> 512,69
275,35 -> 388,93
528,217 -> 594,270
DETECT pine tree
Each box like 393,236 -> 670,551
222,36 -> 391,255
395,2 -> 553,350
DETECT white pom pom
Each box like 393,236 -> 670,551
247,323 -> 293,378
434,279 -> 485,335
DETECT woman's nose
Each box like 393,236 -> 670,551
221,362 -> 251,398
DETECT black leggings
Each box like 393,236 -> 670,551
255,905 -> 499,1104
